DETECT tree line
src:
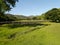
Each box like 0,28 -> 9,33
45,8 -> 60,22
0,0 -> 60,22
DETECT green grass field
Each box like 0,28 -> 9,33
0,22 -> 60,45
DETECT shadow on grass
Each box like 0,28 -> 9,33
6,24 -> 50,39
0,22 -> 50,29
6,23 -> 49,29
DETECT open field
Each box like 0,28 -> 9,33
0,22 -> 60,45
1,0 -> 60,45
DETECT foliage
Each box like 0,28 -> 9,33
0,14 -> 17,21
0,0 -> 18,21
0,0 -> 18,14
38,14 -> 46,20
45,8 -> 60,22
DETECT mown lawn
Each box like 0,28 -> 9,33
0,22 -> 60,45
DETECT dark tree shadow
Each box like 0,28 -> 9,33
6,23 -> 50,29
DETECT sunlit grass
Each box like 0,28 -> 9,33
0,22 -> 60,45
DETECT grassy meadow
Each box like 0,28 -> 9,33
0,22 -> 60,45
0,0 -> 60,45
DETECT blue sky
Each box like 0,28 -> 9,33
8,0 -> 60,16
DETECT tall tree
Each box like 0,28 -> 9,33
0,0 -> 18,14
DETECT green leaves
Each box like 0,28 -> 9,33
0,0 -> 18,13
45,8 -> 60,22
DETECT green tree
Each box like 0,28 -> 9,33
0,0 -> 18,14
45,8 -> 60,22
0,0 -> 18,21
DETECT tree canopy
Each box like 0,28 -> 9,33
0,0 -> 18,21
45,8 -> 60,22
0,0 -> 18,14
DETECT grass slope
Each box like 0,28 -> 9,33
0,23 -> 60,45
